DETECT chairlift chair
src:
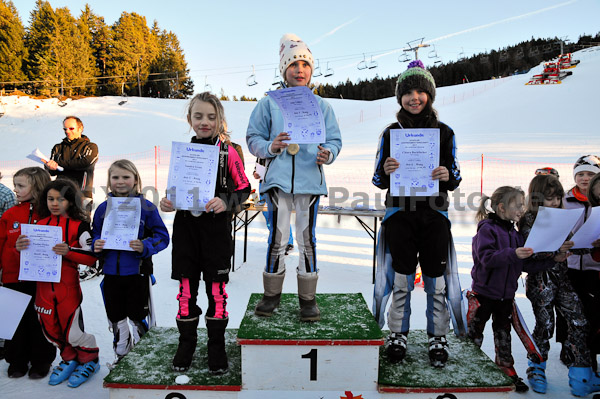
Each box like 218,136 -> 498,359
272,69 -> 282,86
324,62 -> 334,77
434,57 -> 442,66
247,65 -> 258,87
313,59 -> 323,77
367,55 -> 378,69
357,54 -> 368,70
515,48 -> 524,59
118,83 -> 128,106
457,47 -> 466,62
499,51 -> 509,62
399,52 -> 410,62
204,75 -> 212,93
57,96 -> 67,107
428,45 -> 438,59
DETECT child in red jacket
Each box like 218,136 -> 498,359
16,179 -> 99,388
0,167 -> 55,379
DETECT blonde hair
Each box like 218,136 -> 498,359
13,167 -> 51,203
476,186 -> 524,222
186,92 -> 230,141
107,159 -> 142,195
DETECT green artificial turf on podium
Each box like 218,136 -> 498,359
237,293 -> 384,341
378,330 -> 513,389
104,327 -> 241,387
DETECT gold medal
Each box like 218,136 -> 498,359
287,143 -> 299,155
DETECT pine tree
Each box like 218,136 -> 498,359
107,12 -> 159,96
144,22 -> 193,98
0,0 -> 27,89
79,4 -> 109,94
24,0 -> 56,94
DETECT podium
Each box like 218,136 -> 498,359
104,293 -> 514,398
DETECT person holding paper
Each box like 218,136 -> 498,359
44,116 -> 98,209
246,33 -> 342,322
372,60 -> 460,368
15,179 -> 99,388
92,160 -> 169,367
469,186 -> 533,392
160,92 -> 250,374
517,174 -> 599,396
558,155 -> 600,380
0,167 -> 55,379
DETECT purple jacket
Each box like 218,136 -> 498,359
471,213 -> 525,300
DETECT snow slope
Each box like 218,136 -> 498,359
0,47 -> 599,398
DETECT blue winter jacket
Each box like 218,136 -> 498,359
246,94 -> 342,195
92,194 -> 170,276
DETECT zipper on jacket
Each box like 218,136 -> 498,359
291,154 -> 296,193
318,164 -> 323,185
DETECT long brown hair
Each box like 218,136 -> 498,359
14,167 -> 51,204
525,174 -> 564,214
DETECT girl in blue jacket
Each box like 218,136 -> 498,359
469,186 -> 533,392
246,34 -> 342,321
92,159 -> 169,364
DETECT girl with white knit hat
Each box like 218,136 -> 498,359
246,33 -> 342,321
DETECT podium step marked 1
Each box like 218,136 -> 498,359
237,293 -> 384,392
104,293 -> 514,398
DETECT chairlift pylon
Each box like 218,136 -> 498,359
357,54 -> 368,70
324,62 -> 334,77
313,59 -> 323,77
367,55 -> 378,69
247,65 -> 258,87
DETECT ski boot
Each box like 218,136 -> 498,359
526,360 -> 547,393
386,332 -> 408,363
48,360 -> 79,386
67,359 -> 100,388
569,367 -> 600,397
428,335 -> 449,368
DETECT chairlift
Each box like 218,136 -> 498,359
434,57 -> 442,66
57,96 -> 67,107
515,48 -> 524,59
398,52 -> 410,62
357,54 -> 368,70
367,55 -> 378,69
528,46 -> 540,57
313,59 -> 323,77
204,75 -> 212,92
457,47 -> 466,62
324,62 -> 334,77
499,51 -> 509,62
272,69 -> 281,86
118,83 -> 128,106
428,45 -> 438,59
542,44 -> 552,53
247,65 -> 258,87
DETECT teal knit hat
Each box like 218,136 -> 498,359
395,60 -> 436,103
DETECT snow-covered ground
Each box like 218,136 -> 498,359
1,47 -> 600,398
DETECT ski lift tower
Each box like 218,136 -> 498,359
402,38 -> 430,60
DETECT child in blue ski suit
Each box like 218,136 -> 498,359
92,159 -> 169,365
246,33 -> 342,322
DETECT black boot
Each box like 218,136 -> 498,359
255,272 -> 285,317
172,317 -> 199,371
206,317 -> 228,375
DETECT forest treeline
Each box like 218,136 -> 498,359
0,0 -> 193,98
314,33 -> 600,101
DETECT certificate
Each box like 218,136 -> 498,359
100,197 -> 142,251
523,207 -> 584,252
570,206 -> 600,249
167,141 -> 219,212
390,128 -> 440,197
0,286 -> 31,339
267,86 -> 326,144
19,224 -> 62,283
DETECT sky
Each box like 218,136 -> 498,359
1,46 -> 599,398
8,0 -> 600,99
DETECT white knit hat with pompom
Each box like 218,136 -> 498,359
279,33 -> 314,76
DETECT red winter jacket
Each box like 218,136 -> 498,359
36,215 -> 96,286
0,202 -> 41,284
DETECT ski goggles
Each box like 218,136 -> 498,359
535,167 -> 559,178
